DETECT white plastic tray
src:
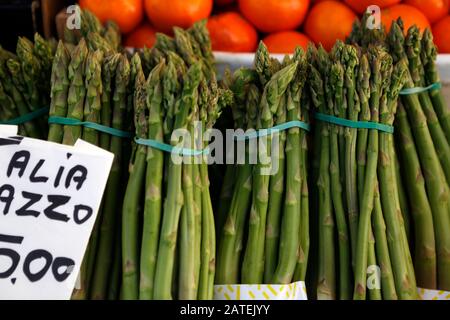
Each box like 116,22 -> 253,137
214,52 -> 450,103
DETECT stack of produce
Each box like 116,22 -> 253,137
120,22 -> 233,300
348,18 -> 450,293
0,34 -> 56,139
47,35 -> 134,300
215,43 -> 310,286
307,35 -> 418,299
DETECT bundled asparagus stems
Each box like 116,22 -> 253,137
348,17 -> 450,292
216,43 -> 310,286
390,21 -> 450,291
119,22 -> 232,300
309,31 -> 417,299
0,35 -> 56,138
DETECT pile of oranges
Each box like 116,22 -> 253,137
79,0 -> 450,54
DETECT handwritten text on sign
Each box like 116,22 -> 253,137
0,132 -> 113,300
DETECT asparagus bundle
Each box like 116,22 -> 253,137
309,35 -> 416,299
348,18 -> 450,292
118,21 -> 232,300
0,35 -> 56,139
389,22 -> 450,291
216,43 -> 310,287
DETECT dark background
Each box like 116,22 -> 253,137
0,0 -> 75,51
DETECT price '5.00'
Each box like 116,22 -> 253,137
0,233 -> 75,285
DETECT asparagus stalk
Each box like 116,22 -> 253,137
310,53 -> 336,299
372,179 -> 398,300
63,39 -> 88,145
328,61 -> 351,299
48,41 -> 70,143
264,89 -> 287,283
99,54 -> 120,150
82,50 -> 104,145
294,84 -> 310,282
179,82 -> 198,300
139,59 -> 171,300
121,56 -> 145,300
341,46 -> 360,269
367,225 -> 382,300
393,149 -> 411,243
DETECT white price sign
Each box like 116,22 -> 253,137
0,127 -> 113,300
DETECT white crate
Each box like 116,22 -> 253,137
214,52 -> 450,105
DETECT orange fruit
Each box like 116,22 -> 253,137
344,0 -> 400,13
433,16 -> 450,53
79,0 -> 144,34
207,12 -> 258,52
262,31 -> 312,53
238,0 -> 310,33
144,0 -> 213,34
404,0 -> 449,24
124,23 -> 157,48
381,4 -> 431,34
304,1 -> 357,51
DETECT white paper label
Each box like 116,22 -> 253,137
0,129 -> 113,300
214,281 -> 308,300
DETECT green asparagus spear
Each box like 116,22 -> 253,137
63,38 -> 88,145
48,41 -> 70,143
121,56 -> 145,300
140,60 -> 166,300
328,61 -> 351,299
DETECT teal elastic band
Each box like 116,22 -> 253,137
0,107 -> 49,125
235,120 -> 311,141
314,113 -> 394,134
135,137 -> 209,156
399,82 -> 442,95
134,120 -> 310,156
48,116 -> 133,138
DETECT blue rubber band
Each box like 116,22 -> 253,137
135,137 -> 209,156
48,116 -> 133,138
235,120 -> 311,141
399,82 -> 442,95
314,113 -> 394,134
0,107 -> 49,125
